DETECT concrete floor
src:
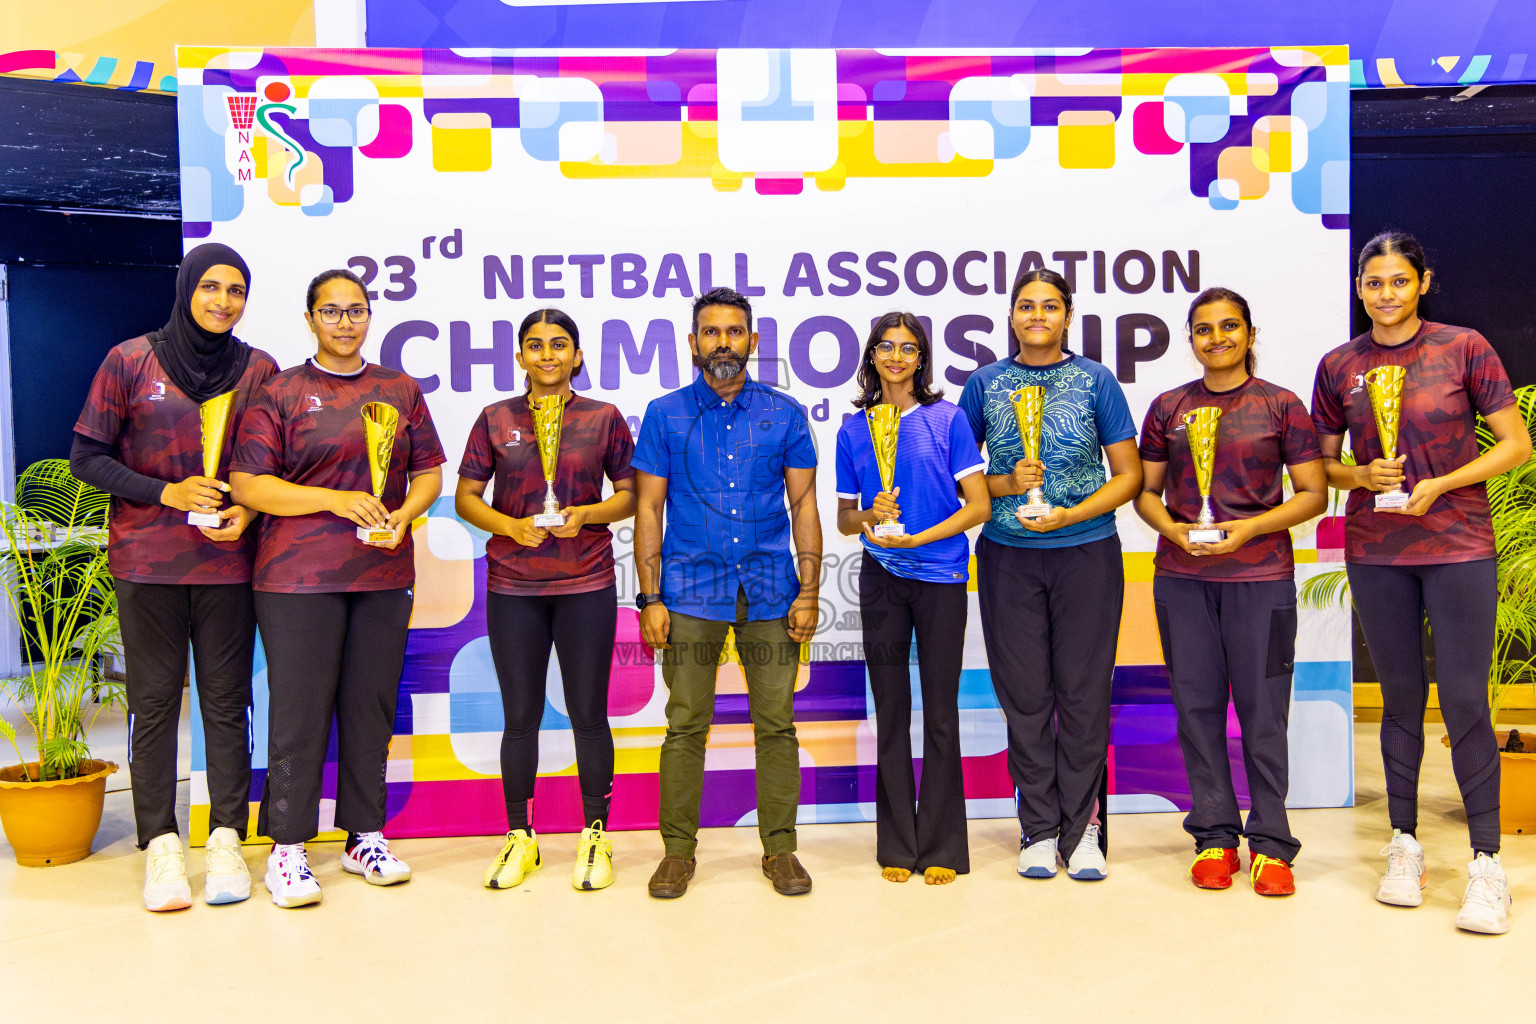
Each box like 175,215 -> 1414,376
1,704 -> 1531,1022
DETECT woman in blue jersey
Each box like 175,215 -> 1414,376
836,312 -> 990,884
958,268 -> 1142,881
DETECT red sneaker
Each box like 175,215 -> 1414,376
1190,848 -> 1241,889
1250,853 -> 1296,897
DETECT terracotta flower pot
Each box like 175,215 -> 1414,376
1440,732 -> 1536,835
0,759 -> 118,866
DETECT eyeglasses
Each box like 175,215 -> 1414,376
874,341 -> 921,360
310,307 -> 372,324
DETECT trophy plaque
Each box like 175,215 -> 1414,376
1183,406 -> 1226,544
1365,365 -> 1409,511
1009,386 -> 1051,519
531,394 -> 569,528
866,404 -> 904,537
357,401 -> 399,545
188,390 -> 238,528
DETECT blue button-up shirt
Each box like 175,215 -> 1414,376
632,373 -> 817,621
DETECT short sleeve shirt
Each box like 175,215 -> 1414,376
631,374 -> 817,622
957,352 -> 1137,549
73,335 -> 279,585
230,361 -> 446,593
834,400 -> 984,583
1310,321 -> 1514,565
458,394 -> 635,596
1140,377 -> 1322,581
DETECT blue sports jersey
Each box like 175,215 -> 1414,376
957,352 -> 1136,549
835,400 -> 984,583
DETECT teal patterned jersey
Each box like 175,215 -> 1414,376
958,352 -> 1136,549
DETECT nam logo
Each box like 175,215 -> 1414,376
225,81 -> 308,188
225,94 -> 257,183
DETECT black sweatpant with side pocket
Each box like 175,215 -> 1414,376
1154,575 -> 1300,862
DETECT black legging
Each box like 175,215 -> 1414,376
486,586 -> 617,831
1347,559 -> 1500,853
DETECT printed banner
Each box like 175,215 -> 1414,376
179,45 -> 1354,842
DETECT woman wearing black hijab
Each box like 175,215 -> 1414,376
71,243 -> 280,912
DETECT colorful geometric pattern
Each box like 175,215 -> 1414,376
182,47 -> 1354,844
176,46 -> 1349,231
0,49 -> 178,93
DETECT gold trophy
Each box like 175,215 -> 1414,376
1365,364 -> 1409,511
1009,386 -> 1051,519
357,402 -> 400,545
866,404 -> 904,537
530,394 -> 568,528
1183,406 -> 1225,543
188,390 -> 238,528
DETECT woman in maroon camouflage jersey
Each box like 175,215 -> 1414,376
455,309 -> 636,892
1311,231 -> 1531,934
72,242 -> 278,912
229,268 -> 444,909
1135,287 -> 1326,897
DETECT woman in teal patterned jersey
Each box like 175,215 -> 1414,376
957,268 -> 1142,882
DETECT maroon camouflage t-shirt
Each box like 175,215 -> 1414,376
1141,376 -> 1322,581
1311,321 -> 1515,565
230,360 -> 446,594
458,394 -> 635,596
73,335 -> 279,585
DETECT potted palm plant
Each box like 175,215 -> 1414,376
0,459 -> 124,865
1300,385 -> 1536,834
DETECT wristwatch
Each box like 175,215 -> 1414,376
635,593 -> 663,610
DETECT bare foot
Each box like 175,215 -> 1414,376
923,866 -> 957,885
881,866 -> 911,883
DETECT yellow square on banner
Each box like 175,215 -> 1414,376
431,113 -> 492,172
1057,110 -> 1115,169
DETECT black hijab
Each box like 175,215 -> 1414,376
150,242 -> 254,403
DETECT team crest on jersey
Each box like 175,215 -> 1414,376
306,394 -> 323,411
148,380 -> 167,401
1350,373 -> 1366,394
503,429 -> 521,447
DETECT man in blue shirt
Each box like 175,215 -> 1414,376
633,287 -> 822,899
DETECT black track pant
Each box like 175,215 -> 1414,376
976,533 -> 1122,855
486,586 -> 617,831
1347,558 -> 1500,853
116,579 -> 255,849
1154,576 -> 1300,862
860,554 -> 969,874
253,588 -> 413,845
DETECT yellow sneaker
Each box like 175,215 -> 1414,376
573,822 -> 614,891
484,829 -> 540,889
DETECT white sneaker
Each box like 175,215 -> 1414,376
1066,824 -> 1108,880
1017,836 -> 1059,879
1455,853 -> 1511,935
341,831 -> 412,886
143,832 -> 192,912
264,843 -> 322,908
203,827 -> 251,905
1376,831 -> 1427,907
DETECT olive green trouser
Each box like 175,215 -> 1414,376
658,590 -> 801,859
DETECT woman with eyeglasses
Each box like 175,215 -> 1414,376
71,242 -> 278,911
835,313 -> 989,884
456,309 -> 637,893
230,268 -> 444,908
958,268 -> 1142,882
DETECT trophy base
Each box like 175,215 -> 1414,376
1188,528 -> 1226,544
871,521 -> 905,538
1375,491 -> 1410,511
187,511 -> 223,528
1018,502 -> 1052,521
357,525 -> 398,546
532,512 -> 566,528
